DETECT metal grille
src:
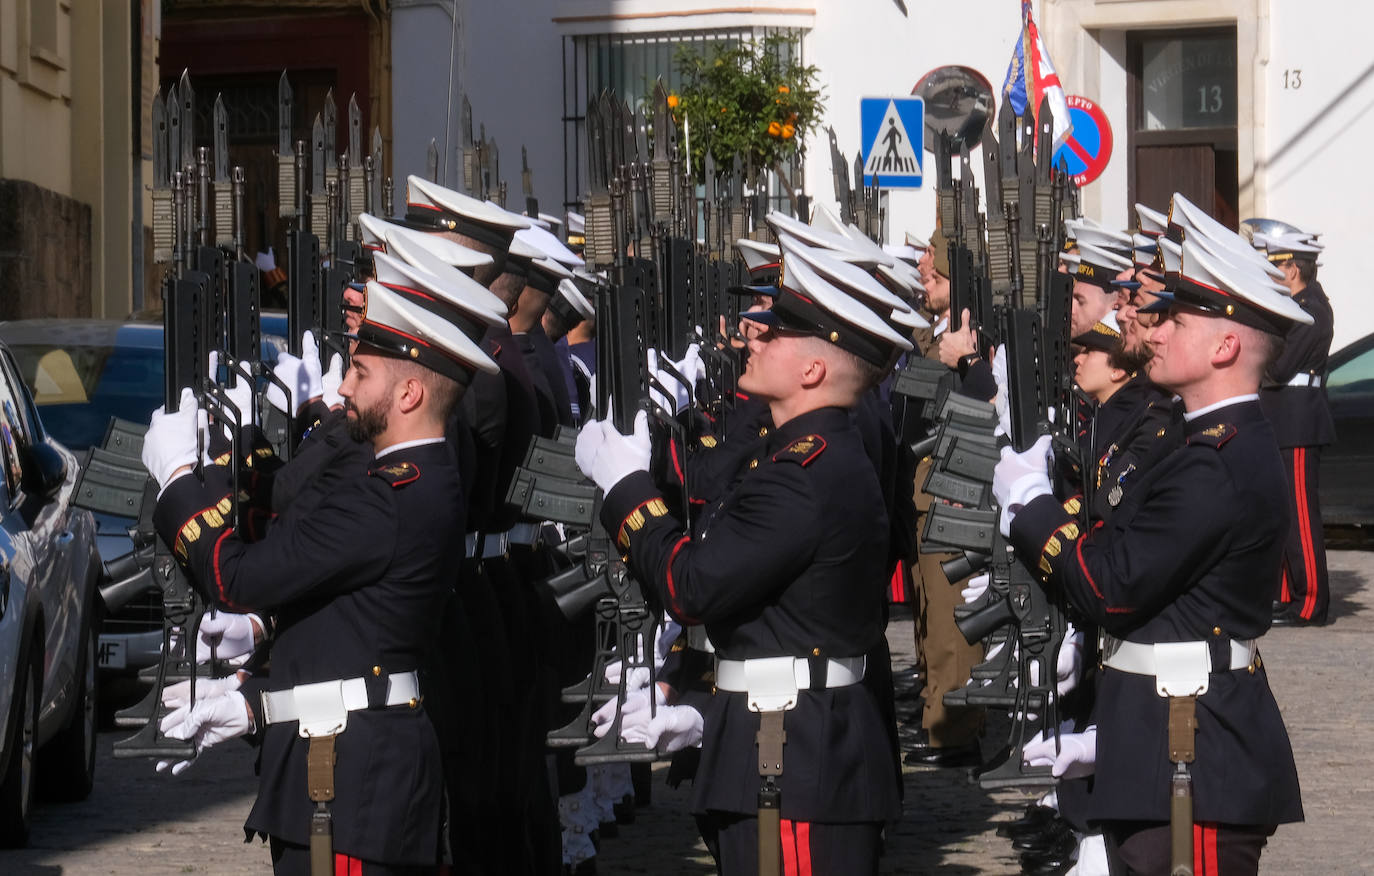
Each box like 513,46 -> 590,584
561,27 -> 807,217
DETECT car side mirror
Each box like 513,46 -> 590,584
22,441 -> 67,498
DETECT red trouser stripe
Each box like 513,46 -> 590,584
1194,823 -> 1204,874
1205,823 -> 1219,875
795,821 -> 812,876
780,819 -> 799,876
1295,447 -> 1320,620
334,853 -> 363,876
889,561 -> 905,602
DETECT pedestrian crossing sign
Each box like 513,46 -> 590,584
860,97 -> 924,188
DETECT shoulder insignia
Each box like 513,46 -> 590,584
368,461 -> 421,487
698,435 -> 718,449
772,434 -> 827,466
1187,423 -> 1237,449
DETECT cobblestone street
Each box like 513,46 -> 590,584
5,550 -> 1371,875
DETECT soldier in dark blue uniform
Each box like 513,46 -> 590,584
996,207 -> 1308,875
576,247 -> 910,875
1252,230 -> 1336,626
142,282 -> 501,875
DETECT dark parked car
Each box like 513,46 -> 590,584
0,317 -> 287,680
0,341 -> 102,846
1320,332 -> 1374,528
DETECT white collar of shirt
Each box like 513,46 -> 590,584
375,437 -> 445,458
1183,394 -> 1259,422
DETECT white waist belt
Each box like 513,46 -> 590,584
260,670 -> 421,737
1286,373 -> 1323,387
714,655 -> 865,712
1101,636 -> 1257,698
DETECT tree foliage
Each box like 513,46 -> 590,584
669,34 -> 824,181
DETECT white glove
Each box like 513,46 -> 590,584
672,343 -> 706,386
646,349 -> 692,415
160,673 -> 244,710
961,573 -> 991,605
143,388 -> 201,492
156,689 -> 253,776
991,345 -> 1011,438
654,619 -> 683,667
574,419 -> 605,481
1022,724 -> 1097,779
1056,626 -> 1084,697
254,248 -> 277,273
589,686 -> 663,739
992,434 -> 1055,537
196,611 -> 262,664
621,704 -> 703,753
207,354 -> 257,434
266,331 -> 324,415
602,660 -> 650,691
321,353 -> 345,409
586,412 -> 651,494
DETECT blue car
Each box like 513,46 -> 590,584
0,316 -> 288,681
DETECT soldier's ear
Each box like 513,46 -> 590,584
395,374 -> 426,414
1210,328 -> 1242,368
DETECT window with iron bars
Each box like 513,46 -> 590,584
561,27 -> 807,223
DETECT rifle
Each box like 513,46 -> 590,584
919,99 -> 1080,789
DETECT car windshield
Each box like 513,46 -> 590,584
6,342 -> 162,451
4,322 -> 288,452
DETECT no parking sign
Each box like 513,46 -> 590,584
1052,95 -> 1113,186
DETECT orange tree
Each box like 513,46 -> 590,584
669,34 -> 824,182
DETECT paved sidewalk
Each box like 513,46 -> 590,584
7,550 -> 1372,874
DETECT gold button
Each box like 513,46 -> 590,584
409,697 -> 419,708
811,647 -> 821,656
829,331 -> 840,342
372,666 -> 381,677
1248,664 -> 1256,675
1212,626 -> 1221,636
758,426 -> 768,437
749,459 -> 759,470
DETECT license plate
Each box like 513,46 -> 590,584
97,637 -> 126,669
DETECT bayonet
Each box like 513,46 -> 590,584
370,127 -> 384,215
521,145 -> 537,218
427,138 -> 439,184
311,114 -> 327,241
347,94 -> 365,231
489,139 -> 501,206
651,80 -> 673,226
213,95 -> 233,249
826,126 -> 852,224
152,90 -> 174,263
178,70 -> 195,177
460,95 -> 477,195
323,90 -> 338,174
166,82 -> 182,196
278,72 -> 296,218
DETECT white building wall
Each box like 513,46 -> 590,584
393,0 -> 1373,346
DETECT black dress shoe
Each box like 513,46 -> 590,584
904,740 -> 982,768
1011,819 -> 1071,853
997,804 -> 1058,838
1019,831 -> 1076,874
1272,612 -> 1326,628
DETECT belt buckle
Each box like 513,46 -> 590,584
743,657 -> 799,713
293,680 -> 350,738
1152,641 -> 1211,698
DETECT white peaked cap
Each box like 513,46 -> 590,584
777,232 -> 929,330
515,223 -> 585,267
371,249 -> 506,327
381,220 -> 495,270
406,175 -> 530,233
556,278 -> 596,322
358,281 -> 499,381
